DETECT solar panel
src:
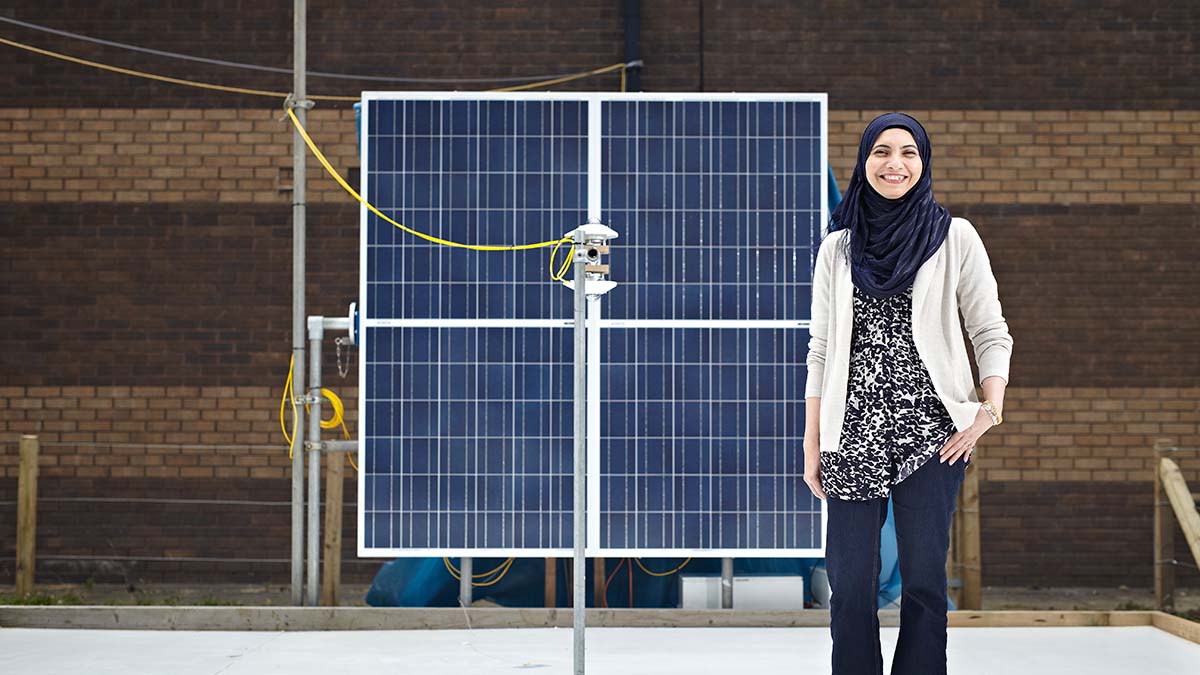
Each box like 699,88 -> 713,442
359,96 -> 587,556
593,97 -> 826,556
359,93 -> 827,558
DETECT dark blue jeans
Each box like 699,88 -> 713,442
824,453 -> 967,675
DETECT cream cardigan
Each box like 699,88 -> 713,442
804,217 -> 1013,456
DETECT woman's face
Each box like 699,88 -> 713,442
864,127 -> 923,199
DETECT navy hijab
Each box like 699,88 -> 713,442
828,112 -> 951,299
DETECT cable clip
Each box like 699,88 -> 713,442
624,59 -> 644,70
280,93 -> 315,120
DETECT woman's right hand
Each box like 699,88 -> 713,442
803,439 -> 826,501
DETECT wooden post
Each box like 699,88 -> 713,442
1159,457 -> 1200,573
1154,450 -> 1176,610
545,558 -> 556,607
960,459 -> 982,610
319,451 -> 345,607
594,557 -> 606,607
16,435 -> 39,597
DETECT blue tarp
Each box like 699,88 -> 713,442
366,556 -> 824,608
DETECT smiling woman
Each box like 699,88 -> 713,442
803,111 -> 1013,675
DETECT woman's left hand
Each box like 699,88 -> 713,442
939,405 -> 996,465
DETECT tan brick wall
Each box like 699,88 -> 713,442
0,385 -> 348,480
1,108 -> 1197,206
4,386 -> 1200,485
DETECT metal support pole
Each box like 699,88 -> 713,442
459,557 -> 473,608
721,557 -> 733,609
289,0 -> 308,608
306,318 -> 322,606
573,251 -> 587,675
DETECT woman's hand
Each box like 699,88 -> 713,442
938,404 -> 996,465
803,439 -> 826,501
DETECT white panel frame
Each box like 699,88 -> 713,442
358,91 -> 828,559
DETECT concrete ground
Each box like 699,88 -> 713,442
2,624 -> 1198,674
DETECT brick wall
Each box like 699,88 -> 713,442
2,1 -> 1199,590
2,109 -> 1199,204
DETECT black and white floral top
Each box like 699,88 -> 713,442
819,283 -> 965,501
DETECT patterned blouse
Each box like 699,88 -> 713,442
819,283 -> 965,501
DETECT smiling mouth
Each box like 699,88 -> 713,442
880,174 -> 908,184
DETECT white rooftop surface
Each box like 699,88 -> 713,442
2,625 -> 1197,674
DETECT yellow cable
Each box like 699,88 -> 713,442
491,62 -> 625,92
0,35 -> 625,100
281,355 -> 299,459
443,556 -> 516,587
287,107 -> 571,255
548,237 -> 576,282
2,33 -> 596,278
0,35 -> 355,101
632,557 -> 692,577
279,356 -> 357,471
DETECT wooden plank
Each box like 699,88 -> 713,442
1159,458 -> 1200,572
544,558 -> 556,608
594,558 -> 606,607
1154,455 -> 1176,609
16,435 -> 39,597
1151,610 -> 1200,645
319,452 -> 345,607
0,607 -> 1182,632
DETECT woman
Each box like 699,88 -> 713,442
803,112 -> 1013,675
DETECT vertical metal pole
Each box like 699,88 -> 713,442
307,320 -> 322,606
459,557 -> 473,608
721,557 -> 733,609
290,0 -> 308,607
573,253 -> 587,675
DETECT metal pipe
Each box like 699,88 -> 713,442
721,557 -> 733,609
318,440 -> 358,453
306,317 -> 323,606
289,0 -> 308,607
573,253 -> 587,675
322,317 -> 350,330
459,557 -> 472,608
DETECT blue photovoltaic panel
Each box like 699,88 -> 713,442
602,100 -> 820,322
362,325 -> 573,551
598,98 -> 825,553
360,93 -> 827,557
361,96 -> 586,554
364,98 -> 586,321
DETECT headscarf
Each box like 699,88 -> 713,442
827,112 -> 951,299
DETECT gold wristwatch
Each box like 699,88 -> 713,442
981,399 -> 1002,426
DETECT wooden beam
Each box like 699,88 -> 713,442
594,558 -> 606,607
1159,457 -> 1200,572
319,451 -> 345,607
1154,455 -> 1176,610
544,558 -> 556,608
16,435 -> 39,597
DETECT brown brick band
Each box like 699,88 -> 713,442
1,108 -> 1197,204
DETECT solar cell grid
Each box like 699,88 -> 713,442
359,93 -> 827,557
